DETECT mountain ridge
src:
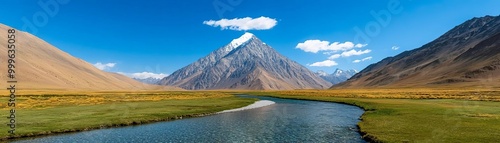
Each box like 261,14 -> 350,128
334,15 -> 500,89
134,77 -> 163,85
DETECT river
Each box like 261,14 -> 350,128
14,95 -> 365,143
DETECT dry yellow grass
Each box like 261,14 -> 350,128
0,91 -> 232,109
4,88 -> 498,110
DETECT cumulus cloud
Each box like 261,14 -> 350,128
93,62 -> 116,70
118,72 -> 168,79
391,46 -> 400,50
309,60 -> 339,67
353,56 -> 373,63
203,16 -> 277,31
297,39 -> 371,67
341,49 -> 371,57
296,40 -> 367,53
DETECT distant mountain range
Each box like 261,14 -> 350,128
315,69 -> 358,85
159,33 -> 332,90
335,15 -> 500,89
0,24 -> 181,90
134,77 -> 162,85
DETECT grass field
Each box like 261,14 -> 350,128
246,89 -> 500,143
1,89 -> 499,142
0,91 -> 257,139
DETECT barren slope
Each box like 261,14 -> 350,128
0,23 -> 181,90
334,15 -> 500,89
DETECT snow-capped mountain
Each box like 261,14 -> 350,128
158,32 -> 332,90
315,69 -> 358,85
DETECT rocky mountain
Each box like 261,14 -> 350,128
334,15 -> 500,88
315,69 -> 358,84
159,33 -> 332,90
134,77 -> 162,85
0,23 -> 181,90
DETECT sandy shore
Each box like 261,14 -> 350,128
217,100 -> 275,114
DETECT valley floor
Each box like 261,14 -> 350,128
1,89 -> 499,142
245,89 -> 500,143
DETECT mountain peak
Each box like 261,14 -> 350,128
225,32 -> 255,52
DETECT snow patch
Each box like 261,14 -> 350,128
225,32 -> 255,52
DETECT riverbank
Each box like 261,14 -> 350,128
0,92 -> 257,140
246,89 -> 500,142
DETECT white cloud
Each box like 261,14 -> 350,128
296,40 -> 329,53
296,40 -> 367,53
93,62 -> 116,70
341,49 -> 371,57
356,44 -> 368,48
297,40 -> 370,66
328,54 -> 341,59
362,56 -> 373,61
203,16 -> 277,31
391,46 -> 400,50
309,60 -> 338,67
118,72 -> 168,79
353,56 -> 373,63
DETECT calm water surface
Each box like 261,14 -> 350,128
15,95 -> 365,143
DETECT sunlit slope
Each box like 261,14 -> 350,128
0,23 -> 181,90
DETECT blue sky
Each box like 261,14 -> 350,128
1,0 -> 499,78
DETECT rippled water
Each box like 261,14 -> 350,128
15,95 -> 365,143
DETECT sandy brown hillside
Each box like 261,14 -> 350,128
334,15 -> 500,89
0,23 -> 181,90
